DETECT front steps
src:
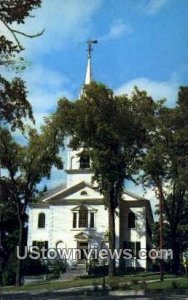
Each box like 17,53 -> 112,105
60,263 -> 87,281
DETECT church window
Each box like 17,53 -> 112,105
73,212 -> 77,228
79,205 -> 88,227
80,190 -> 88,196
38,213 -> 45,228
128,211 -> 136,229
90,212 -> 95,228
32,241 -> 48,256
56,240 -> 64,248
80,152 -> 90,169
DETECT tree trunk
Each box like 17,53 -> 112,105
171,234 -> 180,275
15,214 -> 24,286
108,201 -> 116,277
159,190 -> 164,282
0,208 -> 3,286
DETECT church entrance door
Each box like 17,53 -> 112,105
77,241 -> 88,263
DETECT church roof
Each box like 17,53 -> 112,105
123,189 -> 149,202
39,181 -> 101,203
36,180 -> 150,205
37,179 -> 152,203
31,180 -> 153,222
40,182 -> 67,201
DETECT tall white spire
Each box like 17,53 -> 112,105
84,40 -> 98,85
79,40 -> 98,98
85,53 -> 92,84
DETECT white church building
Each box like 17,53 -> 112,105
27,42 -> 153,271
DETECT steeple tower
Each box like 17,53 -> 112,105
85,52 -> 92,84
66,40 -> 98,187
84,40 -> 98,85
79,39 -> 98,98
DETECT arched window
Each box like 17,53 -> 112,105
56,240 -> 64,248
38,213 -> 45,228
128,211 -> 136,229
80,152 -> 90,169
79,205 -> 88,227
80,190 -> 88,196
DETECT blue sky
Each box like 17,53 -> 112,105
16,0 -> 188,124
2,0 -> 188,212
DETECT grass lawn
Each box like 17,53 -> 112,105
2,273 -> 188,292
141,277 -> 188,290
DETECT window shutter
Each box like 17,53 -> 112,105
90,212 -> 94,228
73,212 -> 77,228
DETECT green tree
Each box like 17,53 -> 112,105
0,0 -> 43,54
48,82 -> 156,277
0,0 -> 45,285
140,87 -> 188,277
0,0 -> 43,130
0,126 -> 64,285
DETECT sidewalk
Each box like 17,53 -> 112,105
1,287 -> 188,300
1,278 -> 188,299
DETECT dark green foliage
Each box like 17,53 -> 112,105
0,0 -> 42,54
48,82 -> 157,276
0,76 -> 33,130
140,87 -> 188,274
88,265 -> 108,276
0,0 -> 43,131
171,281 -> 180,289
49,83 -> 188,277
0,0 -> 56,286
47,259 -> 67,278
53,83 -> 155,202
0,125 -> 64,285
2,252 -> 17,286
0,0 -> 41,24
22,257 -> 49,276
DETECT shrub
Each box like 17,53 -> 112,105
88,264 -> 108,276
131,279 -> 139,285
109,278 -> 119,290
22,257 -> 49,276
140,280 -> 147,289
48,259 -> 67,278
171,281 -> 180,289
121,283 -> 130,290
3,253 -> 17,285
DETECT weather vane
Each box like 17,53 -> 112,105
87,39 -> 98,57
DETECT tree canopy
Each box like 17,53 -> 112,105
140,86 -> 188,275
0,0 -> 42,54
0,0 -> 43,131
48,82 -> 157,276
0,0 -> 58,286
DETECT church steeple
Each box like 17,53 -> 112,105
79,40 -> 98,98
66,41 -> 98,187
84,40 -> 98,85
85,52 -> 92,85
